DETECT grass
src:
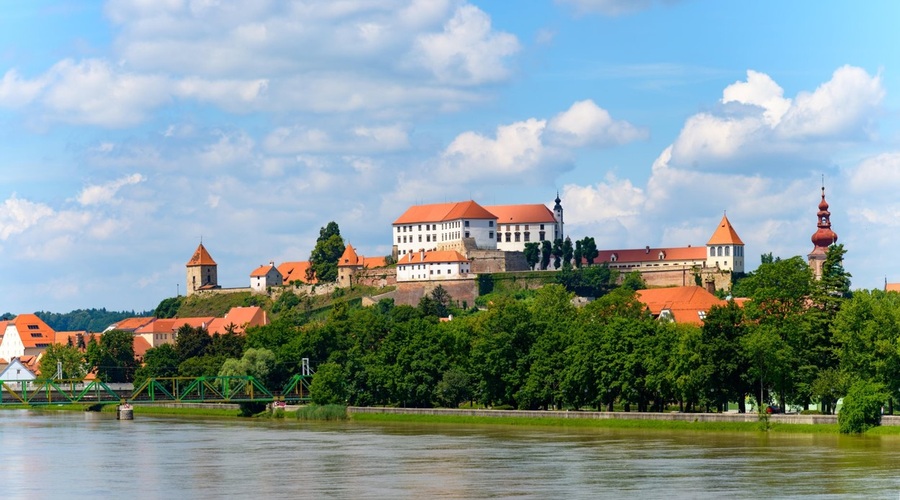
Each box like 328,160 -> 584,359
295,404 -> 348,421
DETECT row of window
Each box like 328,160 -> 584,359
710,246 -> 743,257
396,220 -> 495,234
499,223 -> 545,232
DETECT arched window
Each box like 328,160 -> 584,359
725,246 -> 730,256
709,247 -> 714,257
717,246 -> 723,257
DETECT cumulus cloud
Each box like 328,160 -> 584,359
847,152 -> 900,194
658,66 -> 884,172
264,124 -> 410,154
547,100 -> 648,147
77,173 -> 145,206
439,118 -> 552,182
0,195 -> 55,240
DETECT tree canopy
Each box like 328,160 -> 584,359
308,221 -> 345,283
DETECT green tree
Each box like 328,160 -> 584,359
620,271 -> 647,291
540,240 -> 552,270
86,330 -> 136,383
134,344 -> 179,387
562,237 -> 574,269
699,302 -> 749,412
219,348 -> 277,386
524,242 -> 541,270
581,236 -> 599,265
175,324 -> 212,363
838,379 -> 887,433
308,221 -> 345,282
154,296 -> 183,319
436,369 -> 472,408
38,344 -> 86,380
573,239 -> 583,269
310,362 -> 349,405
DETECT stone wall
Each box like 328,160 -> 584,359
468,249 -> 530,274
626,266 -> 732,291
391,279 -> 478,308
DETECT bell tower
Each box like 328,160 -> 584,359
186,242 -> 219,295
808,185 -> 838,280
553,192 -> 564,241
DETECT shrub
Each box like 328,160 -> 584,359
838,380 -> 887,434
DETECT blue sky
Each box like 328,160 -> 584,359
1,0 -> 899,313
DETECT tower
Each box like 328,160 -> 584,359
706,213 -> 745,273
553,192 -> 564,241
808,186 -> 838,280
186,242 -> 219,295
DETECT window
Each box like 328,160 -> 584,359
505,233 -> 511,242
397,237 -> 401,243
396,226 -> 400,233
539,231 -> 545,241
489,231 -> 494,239
464,220 -> 470,227
515,233 -> 520,242
418,225 -> 422,230
525,225 -> 529,230
465,232 -> 470,238
709,247 -> 714,257
426,235 -> 430,242
418,235 -> 422,242
515,225 -> 519,231
31,332 -> 42,338
725,246 -> 730,256
489,221 -> 494,227
28,324 -> 39,330
540,224 -> 545,230
524,232 -> 530,242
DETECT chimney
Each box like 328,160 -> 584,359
645,246 -> 650,254
420,249 -> 426,261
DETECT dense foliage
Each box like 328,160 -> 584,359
34,308 -> 152,332
308,221 -> 345,283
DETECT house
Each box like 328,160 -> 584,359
636,286 -> 726,325
0,358 -> 37,386
0,314 -> 56,362
250,262 -> 283,292
134,318 -> 180,348
186,242 -> 219,295
105,317 -> 155,333
337,244 -> 388,288
392,200 -> 498,258
396,250 -> 471,282
207,306 -> 269,335
485,194 -> 564,253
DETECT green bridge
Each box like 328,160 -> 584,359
0,375 -> 313,406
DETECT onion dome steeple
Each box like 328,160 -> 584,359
808,184 -> 838,280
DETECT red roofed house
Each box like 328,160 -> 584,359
134,318 -> 179,348
393,200 -> 498,258
250,261 -> 283,292
207,306 -> 269,335
337,244 -> 388,287
485,194 -> 564,253
0,314 -> 56,362
637,286 -> 727,325
397,249 -> 471,282
186,242 -> 219,295
106,317 -> 155,333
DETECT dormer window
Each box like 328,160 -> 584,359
610,253 -> 618,262
658,251 -> 666,260
28,325 -> 39,330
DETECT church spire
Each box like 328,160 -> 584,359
808,183 -> 838,279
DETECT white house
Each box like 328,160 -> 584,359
250,262 -> 283,292
0,314 -> 55,363
396,250 -> 471,282
485,201 -> 562,252
705,214 -> 745,273
0,358 -> 37,385
392,201 -> 497,258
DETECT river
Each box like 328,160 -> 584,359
2,410 -> 899,499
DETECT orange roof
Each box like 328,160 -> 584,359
134,318 -> 177,334
278,261 -> 317,284
172,317 -> 216,331
595,246 -> 706,264
338,244 -> 360,267
707,214 -> 744,245
133,336 -> 152,358
886,283 -> 900,293
393,200 -> 496,225
109,317 -> 155,332
637,286 -> 725,325
484,204 -> 556,224
208,306 -> 269,335
398,250 -> 469,264
11,314 -> 56,348
250,263 -> 279,277
53,331 -> 86,345
361,255 -> 387,268
186,243 -> 217,267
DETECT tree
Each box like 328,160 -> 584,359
573,239 -> 583,269
581,237 -> 599,265
551,238 -> 563,269
154,296 -> 183,319
620,271 -> 646,291
524,242 -> 541,270
838,379 -> 887,433
175,324 -> 212,363
86,330 -> 136,383
308,221 -> 345,282
562,237 -> 574,269
540,240 -> 552,270
38,344 -> 85,380
134,344 -> 179,387
219,348 -> 277,386
310,362 -> 349,405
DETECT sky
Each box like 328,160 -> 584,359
1,0 -> 899,314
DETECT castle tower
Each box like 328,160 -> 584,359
186,242 -> 219,295
706,213 -> 745,273
337,244 -> 359,288
553,192 -> 564,241
808,186 -> 838,280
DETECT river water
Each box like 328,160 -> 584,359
2,410 -> 899,499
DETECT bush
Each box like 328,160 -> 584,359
838,380 -> 887,434
295,404 -> 348,421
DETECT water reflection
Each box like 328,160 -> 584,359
1,411 -> 899,499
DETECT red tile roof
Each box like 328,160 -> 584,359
398,250 -> 469,264
595,246 -> 706,264
886,283 -> 900,293
53,331 -> 86,346
637,286 -> 725,325
109,317 -> 155,332
250,263 -> 279,277
278,261 -> 317,284
133,336 -> 152,358
186,243 -> 217,266
393,200 -> 496,224
339,244 -> 360,266
207,306 -> 268,335
11,314 -> 56,348
484,204 -> 556,224
134,318 -> 178,334
707,214 -> 744,245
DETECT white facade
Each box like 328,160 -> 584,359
0,358 -> 36,382
393,218 -> 497,257
706,244 -> 745,273
250,263 -> 283,292
495,221 -> 559,252
396,250 -> 471,282
0,323 -> 25,363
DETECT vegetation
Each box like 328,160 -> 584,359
34,308 -> 152,332
308,221 -> 345,283
295,404 -> 348,421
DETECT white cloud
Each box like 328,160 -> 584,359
413,4 -> 520,85
547,99 -> 648,147
0,69 -> 46,107
847,152 -> 900,194
555,0 -> 673,16
0,195 -> 55,240
264,124 -> 410,154
77,173 -> 145,206
439,118 -> 550,181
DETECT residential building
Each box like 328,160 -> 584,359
636,286 -> 726,325
0,358 -> 37,386
0,314 -> 55,362
277,261 -> 316,285
808,186 -> 838,280
392,200 -> 497,257
186,242 -> 219,295
250,262 -> 283,292
206,306 -> 269,335
396,250 -> 471,282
